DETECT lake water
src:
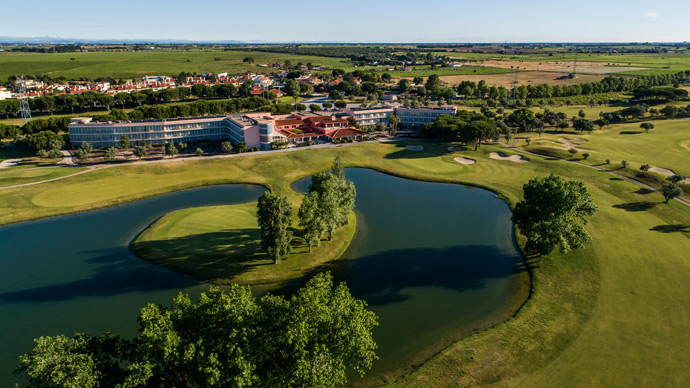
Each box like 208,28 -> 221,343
293,169 -> 527,385
0,168 -> 527,386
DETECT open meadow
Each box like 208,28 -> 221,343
1,137 -> 689,387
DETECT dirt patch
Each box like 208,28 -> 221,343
435,71 -> 606,88
489,152 -> 529,163
479,59 -> 649,74
448,146 -> 468,152
453,156 -> 476,165
405,145 -> 424,151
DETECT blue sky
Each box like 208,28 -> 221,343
2,0 -> 689,42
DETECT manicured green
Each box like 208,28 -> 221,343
132,200 -> 355,285
1,141 -> 690,387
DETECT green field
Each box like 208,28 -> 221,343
131,201 -> 356,285
0,166 -> 86,187
0,50 -> 357,81
1,138 -> 690,387
383,65 -> 512,78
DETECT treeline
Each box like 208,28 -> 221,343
421,110 -> 499,149
7,44 -> 82,53
92,96 -> 293,121
229,44 -> 438,59
0,83 -> 276,118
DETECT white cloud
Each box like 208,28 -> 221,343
645,12 -> 660,18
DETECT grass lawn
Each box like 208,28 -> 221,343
0,166 -> 87,188
517,117 -> 690,199
1,141 -> 690,387
130,203 -> 355,285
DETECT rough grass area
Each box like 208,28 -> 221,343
0,166 -> 87,188
1,141 -> 690,387
131,203 -> 355,285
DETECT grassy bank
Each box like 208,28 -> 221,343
1,141 -> 689,387
130,203 -> 356,285
0,166 -> 87,187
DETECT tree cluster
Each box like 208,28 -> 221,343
298,156 -> 357,252
421,110 -> 499,149
16,273 -> 378,388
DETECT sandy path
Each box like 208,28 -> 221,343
454,157 -> 476,165
489,152 -> 529,163
57,150 -> 76,166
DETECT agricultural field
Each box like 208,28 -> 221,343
0,49 -> 356,81
441,51 -> 690,76
435,71 -> 606,88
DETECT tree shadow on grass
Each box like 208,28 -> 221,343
612,201 -> 659,212
130,229 -> 267,282
636,187 -> 656,195
619,131 -> 644,135
610,177 -> 623,181
650,224 -> 690,233
384,141 -> 454,160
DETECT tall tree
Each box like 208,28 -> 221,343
299,192 -> 326,252
661,183 -> 683,203
512,175 -> 598,256
388,114 -> 400,136
256,191 -> 293,264
309,173 -> 340,241
119,134 -> 129,149
165,142 -> 178,157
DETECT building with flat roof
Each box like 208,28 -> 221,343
395,106 -> 457,127
68,112 -> 365,150
69,114 -> 265,150
343,107 -> 394,127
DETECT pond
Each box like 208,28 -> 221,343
293,168 -> 528,385
0,185 -> 265,382
0,168 -> 528,386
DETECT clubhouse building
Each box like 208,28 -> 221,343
68,106 -> 458,150
68,113 -> 366,150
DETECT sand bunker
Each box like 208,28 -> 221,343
0,159 -> 21,169
405,145 -> 424,151
448,146 -> 468,152
454,157 -> 476,165
490,152 -> 530,163
650,167 -> 690,183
